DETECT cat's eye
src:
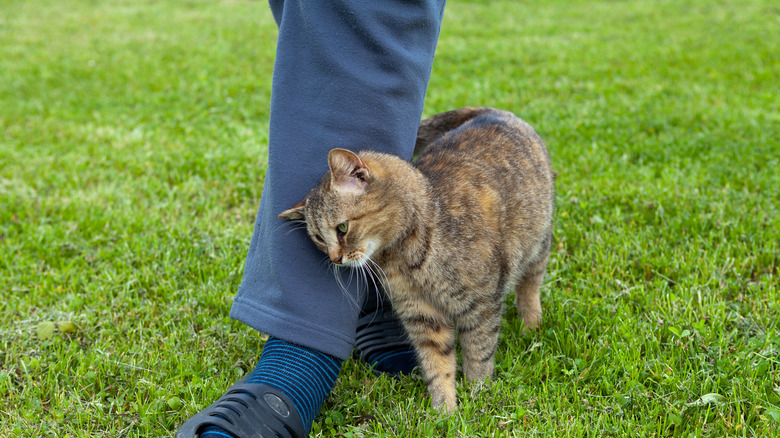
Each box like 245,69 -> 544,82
337,221 -> 349,234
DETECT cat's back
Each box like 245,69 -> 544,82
415,107 -> 554,214
410,107 -> 554,282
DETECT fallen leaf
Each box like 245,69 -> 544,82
167,396 -> 182,410
57,321 -> 77,333
766,406 -> 780,423
686,393 -> 726,407
37,321 -> 55,340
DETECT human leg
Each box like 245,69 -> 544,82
230,0 -> 447,360
178,0 -> 446,436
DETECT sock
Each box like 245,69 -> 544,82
201,336 -> 343,438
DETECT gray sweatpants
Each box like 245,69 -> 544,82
230,0 -> 446,359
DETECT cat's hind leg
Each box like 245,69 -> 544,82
514,249 -> 549,333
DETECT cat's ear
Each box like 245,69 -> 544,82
328,148 -> 370,193
278,198 -> 306,221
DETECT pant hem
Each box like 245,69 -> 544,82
230,295 -> 356,360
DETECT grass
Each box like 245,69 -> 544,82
1,0 -> 778,436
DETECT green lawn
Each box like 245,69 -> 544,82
1,0 -> 778,436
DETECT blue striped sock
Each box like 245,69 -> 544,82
200,428 -> 234,438
200,337 -> 342,438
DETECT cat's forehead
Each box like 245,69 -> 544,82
306,186 -> 353,221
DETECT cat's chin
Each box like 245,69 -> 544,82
342,259 -> 367,268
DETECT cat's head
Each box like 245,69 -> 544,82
278,148 -> 408,267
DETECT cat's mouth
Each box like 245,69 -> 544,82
342,258 -> 367,268
340,239 -> 378,268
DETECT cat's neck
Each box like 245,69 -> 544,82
362,153 -> 436,271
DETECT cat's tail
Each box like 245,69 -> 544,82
414,107 -> 498,157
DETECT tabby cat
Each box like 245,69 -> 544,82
278,107 -> 555,412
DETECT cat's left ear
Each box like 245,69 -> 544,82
328,148 -> 370,193
278,197 -> 306,221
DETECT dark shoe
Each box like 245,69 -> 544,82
354,297 -> 418,376
176,375 -> 306,438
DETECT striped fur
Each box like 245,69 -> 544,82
279,107 -> 555,413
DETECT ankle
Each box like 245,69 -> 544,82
248,337 -> 343,431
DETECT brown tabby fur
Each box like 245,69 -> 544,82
279,107 -> 555,413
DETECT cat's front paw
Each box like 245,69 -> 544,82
431,391 -> 458,414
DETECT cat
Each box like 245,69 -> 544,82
278,107 -> 555,413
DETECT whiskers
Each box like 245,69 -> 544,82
275,219 -> 309,237
326,254 -> 391,316
363,256 -> 390,298
278,219 -> 392,313
330,263 -> 361,311
358,256 -> 392,324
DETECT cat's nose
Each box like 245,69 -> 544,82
331,255 -> 343,264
